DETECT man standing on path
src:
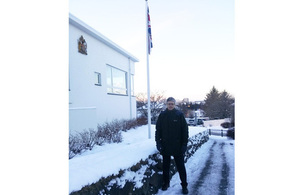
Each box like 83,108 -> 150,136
155,97 -> 189,194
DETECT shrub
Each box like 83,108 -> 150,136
136,116 -> 147,126
69,117 -> 150,159
95,127 -> 106,146
69,133 -> 85,159
79,129 -> 97,150
122,118 -> 137,132
220,122 -> 234,128
96,121 -> 122,144
69,129 -> 97,159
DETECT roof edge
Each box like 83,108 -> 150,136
69,13 -> 139,62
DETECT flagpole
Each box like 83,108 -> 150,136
146,0 -> 151,139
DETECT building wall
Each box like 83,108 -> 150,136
69,22 -> 136,133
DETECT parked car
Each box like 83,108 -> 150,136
186,118 -> 204,126
197,119 -> 204,126
188,119 -> 195,126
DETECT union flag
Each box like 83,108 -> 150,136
147,4 -> 153,54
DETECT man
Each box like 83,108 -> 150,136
155,97 -> 189,194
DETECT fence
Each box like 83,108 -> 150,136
208,129 -> 227,137
208,128 -> 235,139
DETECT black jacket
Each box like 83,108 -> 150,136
155,108 -> 189,156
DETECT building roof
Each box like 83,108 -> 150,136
69,13 -> 139,62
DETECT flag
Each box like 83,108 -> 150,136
147,4 -> 153,54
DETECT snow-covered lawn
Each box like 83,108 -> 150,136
69,124 -> 208,193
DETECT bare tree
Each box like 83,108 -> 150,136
136,91 -> 166,123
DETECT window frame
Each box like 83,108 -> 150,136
106,65 -> 128,96
94,72 -> 102,86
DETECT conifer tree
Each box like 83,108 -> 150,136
203,86 -> 234,119
203,86 -> 220,119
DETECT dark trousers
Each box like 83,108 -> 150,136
162,154 -> 188,187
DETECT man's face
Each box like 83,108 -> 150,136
167,101 -> 175,110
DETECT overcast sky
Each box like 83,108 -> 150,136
69,0 -> 235,101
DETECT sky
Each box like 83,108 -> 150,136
1,1 -> 300,194
69,0 -> 235,101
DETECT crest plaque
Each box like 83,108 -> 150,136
78,35 -> 87,55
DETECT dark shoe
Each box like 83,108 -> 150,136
162,183 -> 170,191
182,186 -> 188,194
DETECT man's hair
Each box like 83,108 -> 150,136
166,97 -> 176,103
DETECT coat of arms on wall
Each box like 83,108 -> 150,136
78,35 -> 87,55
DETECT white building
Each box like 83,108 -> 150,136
69,14 -> 139,133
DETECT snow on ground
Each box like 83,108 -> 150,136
69,124 -> 207,193
157,135 -> 234,195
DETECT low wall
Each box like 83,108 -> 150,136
70,131 -> 209,195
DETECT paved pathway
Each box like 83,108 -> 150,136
189,138 -> 234,195
157,136 -> 235,195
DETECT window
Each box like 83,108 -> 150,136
106,65 -> 127,95
95,72 -> 101,86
